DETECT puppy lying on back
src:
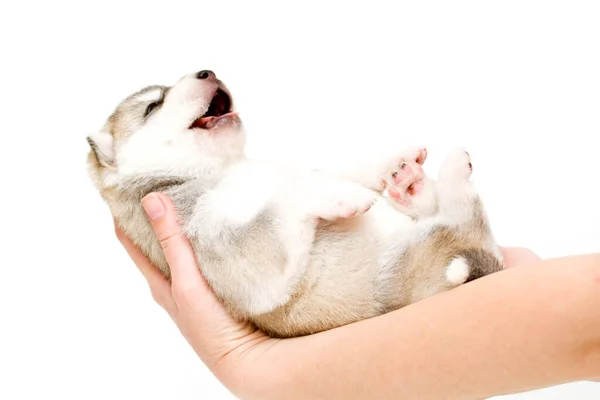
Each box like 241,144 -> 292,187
86,70 -> 504,338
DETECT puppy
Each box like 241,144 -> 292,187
86,70 -> 504,338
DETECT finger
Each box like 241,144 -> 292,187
114,221 -> 175,312
501,247 -> 541,268
115,221 -> 167,284
141,193 -> 210,306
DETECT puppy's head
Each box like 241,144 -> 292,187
87,70 -> 245,189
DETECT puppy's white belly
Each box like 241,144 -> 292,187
364,198 -> 417,240
205,160 -> 290,226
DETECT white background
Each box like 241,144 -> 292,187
1,1 -> 599,399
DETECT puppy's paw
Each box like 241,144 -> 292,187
380,147 -> 427,208
379,147 -> 427,187
438,148 -> 473,183
315,182 -> 378,220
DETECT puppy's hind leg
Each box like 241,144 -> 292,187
435,148 -> 484,226
434,148 -> 504,285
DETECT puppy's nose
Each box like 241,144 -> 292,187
196,70 -> 215,80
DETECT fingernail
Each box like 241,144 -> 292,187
142,193 -> 165,221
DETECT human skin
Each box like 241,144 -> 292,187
115,192 -> 600,400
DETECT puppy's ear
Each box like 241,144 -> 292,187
87,131 -> 116,168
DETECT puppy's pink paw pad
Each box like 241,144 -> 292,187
415,147 -> 427,165
384,159 -> 425,209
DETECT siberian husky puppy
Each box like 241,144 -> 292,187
86,69 -> 503,338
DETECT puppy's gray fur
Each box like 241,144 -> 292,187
86,70 -> 503,338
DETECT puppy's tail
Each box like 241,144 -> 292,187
444,249 -> 503,286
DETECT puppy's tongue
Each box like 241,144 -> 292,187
197,112 -> 238,129
197,116 -> 215,128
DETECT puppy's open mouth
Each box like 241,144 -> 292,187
190,88 -> 235,130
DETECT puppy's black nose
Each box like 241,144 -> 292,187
196,70 -> 215,80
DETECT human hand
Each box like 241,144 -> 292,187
115,192 -> 548,399
501,246 -> 541,267
115,192 -> 276,398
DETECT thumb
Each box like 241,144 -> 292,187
141,193 -> 248,342
141,193 -> 206,300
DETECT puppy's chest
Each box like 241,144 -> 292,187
364,199 -> 419,240
202,162 -> 294,225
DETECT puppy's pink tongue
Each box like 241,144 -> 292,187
197,112 -> 239,129
198,116 -> 215,128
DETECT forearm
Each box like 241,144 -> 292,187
244,254 -> 600,399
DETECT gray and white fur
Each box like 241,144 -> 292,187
86,70 -> 504,338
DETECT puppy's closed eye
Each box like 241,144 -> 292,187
144,101 -> 161,117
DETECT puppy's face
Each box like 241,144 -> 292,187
87,70 -> 245,186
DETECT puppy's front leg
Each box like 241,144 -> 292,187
378,147 -> 438,219
343,146 -> 437,219
330,147 -> 438,219
335,147 -> 427,192
300,178 -> 379,221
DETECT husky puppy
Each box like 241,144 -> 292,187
86,70 -> 503,338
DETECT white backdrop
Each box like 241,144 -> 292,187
1,1 -> 599,399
